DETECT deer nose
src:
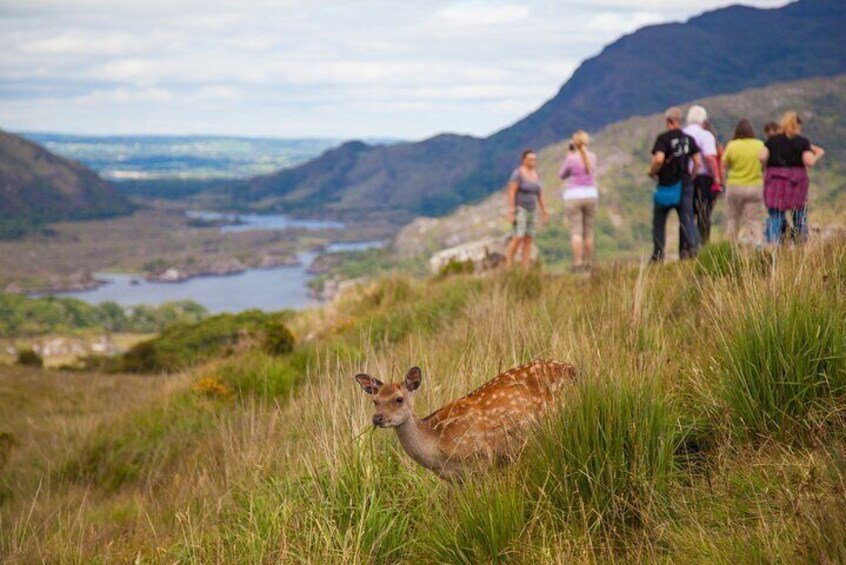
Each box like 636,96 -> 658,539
372,414 -> 385,426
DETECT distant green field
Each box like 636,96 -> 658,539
22,133 -> 341,181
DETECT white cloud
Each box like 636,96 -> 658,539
437,3 -> 530,27
0,0 -> 788,138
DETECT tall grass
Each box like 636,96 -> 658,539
525,376 -> 679,531
210,349 -> 307,400
5,238 -> 846,562
415,473 -> 528,564
717,290 -> 846,441
694,241 -> 771,279
294,435 -> 427,562
58,391 -> 213,490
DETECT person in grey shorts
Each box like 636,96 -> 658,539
506,149 -> 549,269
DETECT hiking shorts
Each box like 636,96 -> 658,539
564,197 -> 598,240
514,207 -> 537,238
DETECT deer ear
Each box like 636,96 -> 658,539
355,373 -> 383,395
404,367 -> 422,392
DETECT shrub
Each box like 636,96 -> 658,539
120,310 -> 295,373
192,377 -> 232,399
262,321 -> 295,356
524,377 -> 679,530
16,347 -> 43,368
212,351 -> 305,400
718,292 -> 846,441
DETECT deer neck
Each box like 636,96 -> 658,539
393,415 -> 443,470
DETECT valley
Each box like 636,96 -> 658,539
0,198 -> 395,301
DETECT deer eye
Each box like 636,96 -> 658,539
395,397 -> 404,404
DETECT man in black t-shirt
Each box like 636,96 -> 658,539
648,107 -> 703,262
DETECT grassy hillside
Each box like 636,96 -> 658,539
396,75 -> 846,265
223,0 -> 846,219
2,238 -> 846,562
0,131 -> 133,239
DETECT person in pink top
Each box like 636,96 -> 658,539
558,130 -> 598,273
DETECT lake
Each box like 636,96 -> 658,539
58,252 -> 319,314
53,212 -> 388,313
186,210 -> 344,232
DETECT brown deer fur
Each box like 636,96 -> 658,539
355,360 -> 575,479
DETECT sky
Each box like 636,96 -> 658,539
0,0 -> 787,140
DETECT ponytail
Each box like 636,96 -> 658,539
780,111 -> 802,138
572,130 -> 591,175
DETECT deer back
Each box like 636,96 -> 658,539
422,360 -> 575,460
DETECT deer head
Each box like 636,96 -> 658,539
355,367 -> 422,427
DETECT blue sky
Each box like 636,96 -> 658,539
0,0 -> 786,140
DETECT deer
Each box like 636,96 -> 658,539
355,360 -> 575,479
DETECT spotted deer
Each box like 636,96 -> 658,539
355,360 -> 575,479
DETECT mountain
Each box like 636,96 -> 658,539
235,135 -> 486,219
394,75 -> 846,261
492,0 -> 846,154
0,130 -> 133,238
226,0 -> 846,220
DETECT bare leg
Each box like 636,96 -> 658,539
571,234 -> 583,267
505,237 -> 521,268
521,236 -> 532,270
584,237 -> 594,267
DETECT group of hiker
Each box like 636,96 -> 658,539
504,107 -> 826,270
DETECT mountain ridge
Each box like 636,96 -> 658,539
0,130 -> 133,238
227,0 -> 846,219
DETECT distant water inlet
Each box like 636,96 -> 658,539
50,212 -> 388,312
57,252 -> 318,314
186,210 -> 344,232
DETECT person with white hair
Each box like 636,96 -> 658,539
683,105 -> 722,246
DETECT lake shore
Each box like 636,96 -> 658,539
1,199 -> 397,294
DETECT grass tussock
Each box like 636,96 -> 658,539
694,240 -> 771,279
526,376 -> 679,531
415,473 -> 528,564
718,289 -> 846,442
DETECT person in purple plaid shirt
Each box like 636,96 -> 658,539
759,111 -> 825,245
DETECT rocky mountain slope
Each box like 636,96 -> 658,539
0,130 -> 133,237
227,0 -> 846,220
395,75 -> 846,261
